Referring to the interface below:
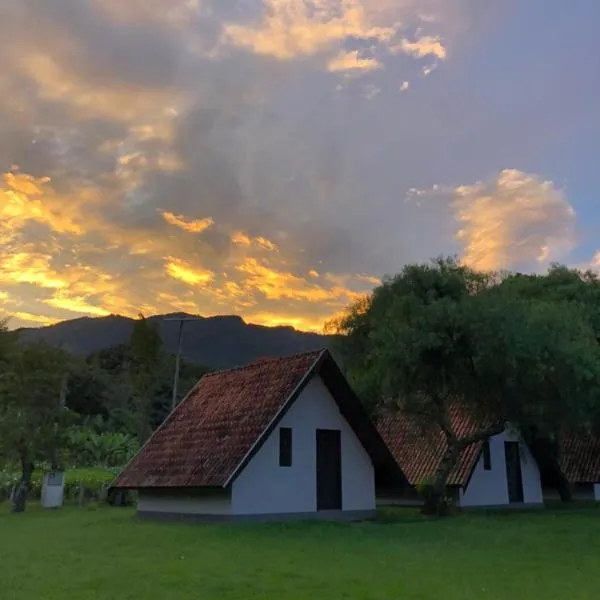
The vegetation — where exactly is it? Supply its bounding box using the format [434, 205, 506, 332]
[0, 467, 120, 504]
[330, 258, 600, 514]
[0, 506, 599, 599]
[3, 259, 600, 517]
[0, 314, 209, 512]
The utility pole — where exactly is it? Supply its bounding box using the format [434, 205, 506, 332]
[164, 316, 202, 412]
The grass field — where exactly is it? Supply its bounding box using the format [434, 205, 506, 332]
[1, 505, 599, 600]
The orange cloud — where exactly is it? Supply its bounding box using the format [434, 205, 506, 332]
[44, 294, 111, 317]
[255, 236, 279, 252]
[453, 170, 576, 271]
[0, 253, 67, 289]
[235, 257, 361, 303]
[6, 312, 60, 326]
[221, 1, 395, 61]
[165, 258, 215, 286]
[244, 311, 326, 333]
[327, 50, 383, 74]
[162, 211, 215, 234]
[232, 232, 279, 251]
[232, 232, 252, 246]
[1, 172, 86, 236]
[0, 171, 379, 333]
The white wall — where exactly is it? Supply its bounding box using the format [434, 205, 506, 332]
[459, 428, 543, 508]
[594, 484, 600, 502]
[232, 375, 375, 515]
[138, 489, 231, 515]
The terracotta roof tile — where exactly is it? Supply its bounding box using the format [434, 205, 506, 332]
[113, 349, 324, 489]
[376, 406, 490, 487]
[559, 435, 600, 484]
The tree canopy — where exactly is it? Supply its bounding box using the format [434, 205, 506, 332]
[330, 257, 600, 513]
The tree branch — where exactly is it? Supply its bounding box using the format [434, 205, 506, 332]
[458, 423, 505, 448]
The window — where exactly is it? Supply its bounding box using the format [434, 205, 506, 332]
[482, 440, 492, 471]
[279, 427, 292, 467]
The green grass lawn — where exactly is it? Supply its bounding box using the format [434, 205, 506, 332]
[1, 505, 599, 600]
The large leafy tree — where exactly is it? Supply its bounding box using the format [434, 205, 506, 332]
[495, 265, 600, 498]
[331, 258, 600, 514]
[0, 340, 75, 512]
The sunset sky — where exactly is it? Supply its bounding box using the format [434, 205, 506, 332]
[1, 1, 599, 332]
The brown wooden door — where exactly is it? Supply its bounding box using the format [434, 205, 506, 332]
[316, 429, 342, 511]
[504, 441, 524, 503]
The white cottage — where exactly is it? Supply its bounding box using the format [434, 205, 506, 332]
[376, 407, 544, 509]
[112, 349, 404, 521]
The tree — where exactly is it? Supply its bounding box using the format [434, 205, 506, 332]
[494, 265, 600, 500]
[331, 258, 600, 514]
[0, 341, 74, 512]
[128, 314, 164, 443]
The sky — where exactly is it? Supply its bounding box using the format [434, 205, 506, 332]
[1, 0, 599, 333]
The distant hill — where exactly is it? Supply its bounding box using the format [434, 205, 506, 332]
[16, 313, 334, 369]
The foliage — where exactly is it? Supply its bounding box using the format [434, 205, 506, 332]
[0, 340, 79, 511]
[128, 314, 166, 443]
[0, 313, 210, 511]
[64, 427, 140, 467]
[331, 257, 600, 514]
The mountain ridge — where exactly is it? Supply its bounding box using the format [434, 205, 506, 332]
[16, 313, 333, 369]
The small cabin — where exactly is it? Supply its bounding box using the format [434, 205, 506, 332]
[376, 408, 544, 509]
[111, 349, 404, 521]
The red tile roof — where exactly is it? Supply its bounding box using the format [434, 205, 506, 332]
[376, 406, 492, 487]
[113, 349, 325, 489]
[559, 435, 600, 484]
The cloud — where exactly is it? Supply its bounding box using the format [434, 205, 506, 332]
[0, 0, 592, 333]
[221, 0, 396, 60]
[448, 170, 576, 272]
[232, 232, 279, 251]
[162, 211, 215, 234]
[219, 0, 461, 79]
[393, 35, 447, 60]
[10, 312, 60, 326]
[44, 294, 111, 317]
[1, 172, 86, 237]
[0, 253, 67, 289]
[235, 257, 360, 303]
[165, 259, 215, 286]
[327, 50, 383, 74]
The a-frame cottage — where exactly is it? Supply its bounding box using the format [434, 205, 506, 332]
[112, 349, 404, 521]
[376, 407, 544, 509]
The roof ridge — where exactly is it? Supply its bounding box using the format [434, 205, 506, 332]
[202, 347, 327, 378]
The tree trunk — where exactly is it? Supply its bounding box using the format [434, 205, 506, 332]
[525, 431, 573, 503]
[422, 443, 461, 516]
[12, 455, 34, 513]
[555, 473, 573, 503]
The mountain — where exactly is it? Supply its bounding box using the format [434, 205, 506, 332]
[16, 313, 333, 369]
